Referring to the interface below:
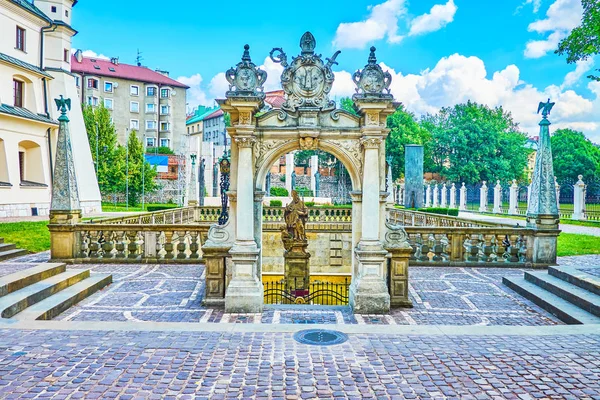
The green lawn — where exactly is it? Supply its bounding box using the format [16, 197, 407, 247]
[101, 202, 176, 212]
[0, 221, 49, 253]
[557, 233, 600, 257]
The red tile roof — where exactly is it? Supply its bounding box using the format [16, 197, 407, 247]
[265, 90, 285, 109]
[205, 108, 224, 120]
[71, 56, 189, 88]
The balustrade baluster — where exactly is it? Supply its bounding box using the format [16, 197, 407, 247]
[115, 231, 126, 258]
[101, 231, 115, 259]
[517, 235, 527, 262]
[126, 231, 140, 259]
[176, 231, 188, 259]
[163, 231, 175, 259]
[481, 234, 495, 262]
[88, 230, 101, 258]
[77, 231, 89, 259]
[189, 231, 200, 259]
[417, 234, 429, 262]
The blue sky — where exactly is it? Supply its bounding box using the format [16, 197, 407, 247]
[72, 0, 599, 141]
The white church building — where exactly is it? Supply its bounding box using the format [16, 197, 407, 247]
[0, 0, 100, 218]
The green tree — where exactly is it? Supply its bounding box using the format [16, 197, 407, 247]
[82, 103, 125, 196]
[422, 101, 530, 184]
[556, 0, 600, 81]
[123, 131, 158, 206]
[551, 128, 600, 182]
[385, 104, 433, 180]
[340, 97, 359, 116]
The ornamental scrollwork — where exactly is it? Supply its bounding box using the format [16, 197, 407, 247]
[270, 32, 340, 112]
[360, 137, 382, 149]
[234, 136, 256, 148]
[352, 47, 392, 100]
[225, 45, 267, 99]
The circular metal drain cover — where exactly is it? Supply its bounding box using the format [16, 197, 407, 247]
[293, 329, 348, 346]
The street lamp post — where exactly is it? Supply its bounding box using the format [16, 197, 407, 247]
[142, 133, 146, 211]
[95, 122, 99, 176]
[125, 128, 129, 210]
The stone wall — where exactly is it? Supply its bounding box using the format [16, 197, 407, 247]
[261, 229, 353, 275]
[267, 173, 352, 203]
[100, 178, 184, 205]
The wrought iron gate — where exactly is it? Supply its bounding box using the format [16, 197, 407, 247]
[264, 278, 350, 305]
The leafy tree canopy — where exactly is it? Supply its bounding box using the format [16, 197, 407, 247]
[551, 128, 600, 182]
[556, 0, 600, 81]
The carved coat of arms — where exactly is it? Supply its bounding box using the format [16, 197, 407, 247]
[270, 32, 340, 112]
[352, 46, 392, 100]
[225, 44, 267, 99]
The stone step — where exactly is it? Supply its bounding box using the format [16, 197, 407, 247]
[13, 274, 112, 321]
[0, 248, 28, 262]
[0, 263, 66, 297]
[0, 269, 90, 318]
[0, 243, 16, 252]
[548, 266, 600, 296]
[503, 276, 600, 324]
[525, 271, 600, 317]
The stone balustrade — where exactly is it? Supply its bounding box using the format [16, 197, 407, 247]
[387, 208, 505, 228]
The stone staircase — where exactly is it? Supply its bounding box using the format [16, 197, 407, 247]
[0, 237, 28, 261]
[503, 266, 600, 324]
[0, 263, 111, 321]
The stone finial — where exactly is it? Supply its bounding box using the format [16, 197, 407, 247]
[352, 46, 392, 100]
[225, 45, 267, 99]
[512, 179, 517, 185]
[578, 174, 583, 180]
[462, 182, 465, 187]
[451, 183, 455, 188]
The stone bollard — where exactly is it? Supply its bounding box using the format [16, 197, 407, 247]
[479, 181, 488, 213]
[384, 223, 413, 308]
[572, 175, 586, 220]
[459, 183, 467, 211]
[493, 180, 502, 214]
[508, 179, 518, 215]
[425, 183, 432, 208]
[441, 183, 447, 208]
[449, 183, 457, 209]
[433, 184, 439, 207]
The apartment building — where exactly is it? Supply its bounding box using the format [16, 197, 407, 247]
[71, 52, 189, 152]
[0, 0, 101, 218]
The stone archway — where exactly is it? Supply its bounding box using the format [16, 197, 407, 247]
[217, 32, 398, 314]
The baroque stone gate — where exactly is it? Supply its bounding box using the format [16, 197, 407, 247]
[206, 32, 398, 314]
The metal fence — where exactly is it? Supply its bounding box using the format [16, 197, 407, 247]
[263, 278, 350, 305]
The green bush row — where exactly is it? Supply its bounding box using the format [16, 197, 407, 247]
[420, 207, 459, 216]
[270, 187, 289, 197]
[269, 200, 283, 207]
[147, 204, 179, 212]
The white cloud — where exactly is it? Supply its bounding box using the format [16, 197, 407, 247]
[524, 0, 583, 58]
[522, 0, 543, 13]
[408, 0, 457, 36]
[176, 74, 210, 108]
[561, 58, 595, 89]
[333, 0, 407, 49]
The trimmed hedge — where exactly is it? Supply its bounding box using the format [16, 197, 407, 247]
[270, 187, 289, 197]
[296, 187, 314, 197]
[420, 207, 459, 216]
[305, 201, 315, 207]
[147, 204, 179, 212]
[270, 200, 283, 207]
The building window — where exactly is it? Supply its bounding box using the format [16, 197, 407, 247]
[160, 138, 170, 148]
[75, 76, 80, 87]
[147, 87, 156, 96]
[104, 81, 113, 93]
[160, 122, 169, 131]
[51, 6, 57, 12]
[87, 78, 98, 89]
[130, 101, 139, 113]
[146, 137, 156, 147]
[64, 49, 69, 63]
[93, 65, 100, 70]
[16, 26, 25, 52]
[65, 9, 69, 17]
[130, 120, 139, 130]
[104, 98, 113, 110]
[130, 85, 139, 96]
[146, 120, 157, 130]
[160, 88, 170, 98]
[160, 105, 169, 115]
[87, 96, 99, 106]
[13, 79, 24, 108]
[146, 103, 155, 113]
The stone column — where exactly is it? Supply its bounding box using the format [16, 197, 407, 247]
[425, 184, 432, 207]
[285, 152, 293, 195]
[404, 145, 424, 209]
[188, 154, 198, 207]
[399, 184, 405, 205]
[310, 155, 318, 196]
[459, 183, 467, 211]
[386, 155, 393, 204]
[449, 183, 457, 209]
[432, 184, 439, 207]
[479, 181, 488, 212]
[493, 180, 502, 214]
[526, 99, 560, 266]
[508, 179, 518, 215]
[441, 183, 447, 208]
[351, 136, 390, 313]
[573, 175, 586, 220]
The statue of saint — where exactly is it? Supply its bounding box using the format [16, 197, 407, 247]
[283, 190, 308, 243]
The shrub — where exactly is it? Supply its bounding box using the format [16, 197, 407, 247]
[305, 201, 315, 207]
[295, 187, 314, 197]
[420, 207, 459, 216]
[270, 187, 289, 197]
[270, 199, 283, 207]
[147, 204, 179, 212]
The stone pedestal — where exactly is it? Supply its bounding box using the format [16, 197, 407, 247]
[425, 184, 432, 208]
[449, 183, 457, 209]
[404, 145, 424, 209]
[202, 245, 230, 306]
[573, 175, 586, 220]
[351, 241, 390, 313]
[384, 223, 413, 308]
[459, 183, 467, 211]
[225, 241, 263, 313]
[441, 183, 447, 208]
[479, 182, 488, 212]
[284, 242, 311, 292]
[432, 184, 439, 207]
[493, 180, 502, 214]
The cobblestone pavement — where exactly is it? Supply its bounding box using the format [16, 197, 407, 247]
[46, 262, 561, 325]
[0, 328, 598, 399]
